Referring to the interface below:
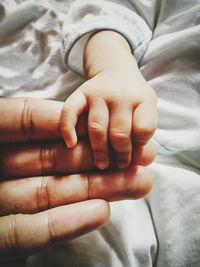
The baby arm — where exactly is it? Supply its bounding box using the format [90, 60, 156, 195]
[60, 30, 157, 170]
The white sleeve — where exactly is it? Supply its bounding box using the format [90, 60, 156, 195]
[62, 0, 153, 77]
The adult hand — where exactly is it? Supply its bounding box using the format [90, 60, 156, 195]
[0, 98, 156, 261]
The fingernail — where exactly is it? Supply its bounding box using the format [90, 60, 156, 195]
[96, 161, 109, 170]
[64, 136, 77, 149]
[65, 140, 73, 149]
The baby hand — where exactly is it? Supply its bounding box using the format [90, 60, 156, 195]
[60, 68, 157, 170]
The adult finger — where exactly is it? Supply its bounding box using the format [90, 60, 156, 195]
[132, 102, 157, 145]
[0, 165, 153, 215]
[60, 90, 87, 148]
[109, 105, 132, 169]
[0, 98, 87, 144]
[0, 140, 93, 178]
[0, 98, 62, 144]
[0, 140, 156, 178]
[88, 96, 109, 170]
[0, 200, 109, 261]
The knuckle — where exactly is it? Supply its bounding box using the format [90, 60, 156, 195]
[35, 176, 50, 212]
[39, 143, 56, 175]
[21, 97, 35, 140]
[110, 131, 130, 145]
[134, 126, 156, 145]
[89, 121, 107, 137]
[47, 210, 58, 244]
[135, 125, 156, 137]
[6, 214, 22, 255]
[86, 172, 93, 200]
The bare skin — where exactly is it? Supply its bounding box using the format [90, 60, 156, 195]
[60, 30, 157, 170]
[0, 97, 155, 261]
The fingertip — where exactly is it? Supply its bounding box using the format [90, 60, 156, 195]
[65, 140, 76, 149]
[37, 200, 110, 249]
[95, 160, 109, 170]
[133, 126, 156, 146]
[88, 165, 153, 202]
[66, 200, 110, 228]
[62, 128, 77, 149]
[129, 166, 153, 199]
[66, 138, 77, 149]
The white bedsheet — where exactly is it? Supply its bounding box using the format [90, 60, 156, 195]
[0, 1, 200, 266]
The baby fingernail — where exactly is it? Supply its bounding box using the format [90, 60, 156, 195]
[96, 161, 108, 170]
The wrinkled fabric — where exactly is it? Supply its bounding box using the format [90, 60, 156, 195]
[0, 0, 83, 100]
[0, 1, 200, 266]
